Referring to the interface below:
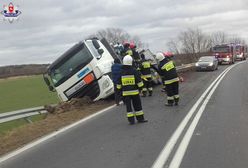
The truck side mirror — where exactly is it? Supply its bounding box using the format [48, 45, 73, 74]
[43, 74, 55, 92]
[43, 74, 50, 86]
[49, 85, 55, 92]
[98, 48, 104, 55]
[92, 39, 100, 49]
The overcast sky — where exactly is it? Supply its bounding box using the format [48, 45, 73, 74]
[0, 0, 248, 66]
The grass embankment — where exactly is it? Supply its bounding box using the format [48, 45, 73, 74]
[0, 75, 59, 135]
[0, 99, 114, 156]
[0, 75, 59, 113]
[0, 115, 46, 135]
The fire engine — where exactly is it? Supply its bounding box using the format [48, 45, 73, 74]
[212, 44, 236, 65]
[235, 44, 247, 61]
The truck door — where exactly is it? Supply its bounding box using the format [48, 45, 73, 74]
[100, 38, 121, 60]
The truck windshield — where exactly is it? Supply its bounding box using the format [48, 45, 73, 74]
[236, 46, 242, 52]
[49, 44, 93, 87]
[212, 46, 229, 53]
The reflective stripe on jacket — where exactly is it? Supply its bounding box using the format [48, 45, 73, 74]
[164, 77, 179, 85]
[140, 59, 152, 78]
[158, 58, 178, 82]
[117, 65, 144, 96]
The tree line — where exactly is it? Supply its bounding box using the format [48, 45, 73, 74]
[90, 27, 246, 56]
[89, 27, 144, 48]
[167, 28, 246, 55]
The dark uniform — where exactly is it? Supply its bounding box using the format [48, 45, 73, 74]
[117, 65, 147, 124]
[121, 45, 133, 58]
[131, 47, 140, 61]
[140, 58, 153, 96]
[132, 48, 141, 70]
[158, 57, 179, 106]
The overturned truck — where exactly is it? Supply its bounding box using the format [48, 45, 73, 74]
[43, 38, 119, 101]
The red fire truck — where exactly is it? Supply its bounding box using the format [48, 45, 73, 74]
[212, 44, 236, 65]
[235, 44, 247, 60]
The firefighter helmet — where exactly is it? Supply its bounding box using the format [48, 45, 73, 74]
[130, 42, 136, 49]
[156, 52, 165, 62]
[123, 41, 130, 48]
[123, 55, 133, 66]
[163, 51, 174, 57]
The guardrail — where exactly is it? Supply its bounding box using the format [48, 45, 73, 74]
[0, 63, 195, 124]
[0, 106, 48, 124]
[177, 63, 195, 72]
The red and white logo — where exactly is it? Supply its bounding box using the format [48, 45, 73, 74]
[1, 2, 22, 23]
[8, 3, 14, 13]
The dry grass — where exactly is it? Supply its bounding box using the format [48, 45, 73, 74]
[0, 99, 114, 156]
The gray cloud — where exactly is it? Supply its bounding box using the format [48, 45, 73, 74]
[0, 0, 248, 66]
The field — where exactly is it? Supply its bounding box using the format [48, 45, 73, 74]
[0, 75, 59, 113]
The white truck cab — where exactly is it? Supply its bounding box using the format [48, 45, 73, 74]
[44, 38, 118, 101]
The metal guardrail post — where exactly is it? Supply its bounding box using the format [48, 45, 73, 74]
[24, 117, 33, 124]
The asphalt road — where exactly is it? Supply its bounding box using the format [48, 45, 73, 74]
[179, 61, 248, 168]
[1, 62, 247, 168]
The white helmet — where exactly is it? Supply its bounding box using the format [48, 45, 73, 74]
[123, 55, 133, 66]
[156, 52, 164, 62]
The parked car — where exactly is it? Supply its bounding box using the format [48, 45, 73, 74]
[195, 56, 218, 71]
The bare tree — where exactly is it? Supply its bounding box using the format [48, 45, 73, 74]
[166, 28, 247, 57]
[177, 28, 210, 54]
[90, 28, 142, 46]
[167, 39, 180, 54]
[210, 31, 228, 46]
[228, 34, 246, 44]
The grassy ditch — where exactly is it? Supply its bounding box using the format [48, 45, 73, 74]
[0, 75, 59, 113]
[0, 114, 46, 135]
[0, 99, 114, 156]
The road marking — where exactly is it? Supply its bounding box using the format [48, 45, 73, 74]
[0, 104, 117, 164]
[168, 62, 244, 168]
[151, 63, 241, 168]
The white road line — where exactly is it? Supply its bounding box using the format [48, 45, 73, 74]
[0, 104, 117, 164]
[168, 61, 244, 168]
[151, 66, 232, 168]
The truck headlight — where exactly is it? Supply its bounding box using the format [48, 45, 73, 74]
[102, 79, 110, 90]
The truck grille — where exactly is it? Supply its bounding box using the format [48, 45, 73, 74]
[66, 80, 100, 100]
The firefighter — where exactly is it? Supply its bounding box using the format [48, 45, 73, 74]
[121, 42, 133, 58]
[111, 58, 123, 106]
[156, 52, 180, 106]
[161, 52, 174, 93]
[130, 42, 141, 70]
[130, 43, 140, 61]
[140, 53, 156, 97]
[117, 55, 148, 124]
